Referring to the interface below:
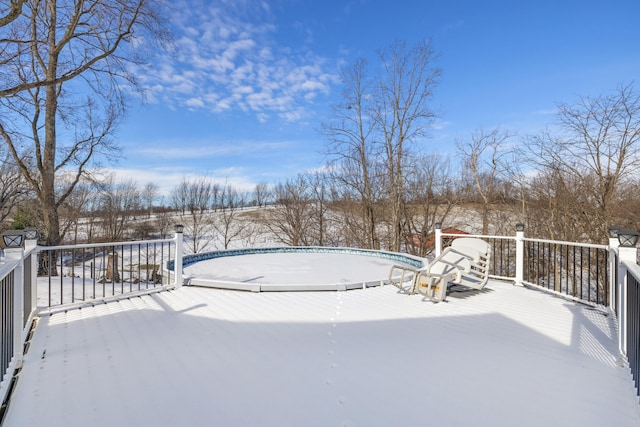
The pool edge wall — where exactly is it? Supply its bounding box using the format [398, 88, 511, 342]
[180, 246, 422, 292]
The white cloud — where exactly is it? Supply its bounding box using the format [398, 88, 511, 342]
[533, 108, 558, 116]
[233, 85, 254, 95]
[185, 97, 205, 108]
[130, 139, 293, 160]
[432, 120, 452, 130]
[279, 109, 305, 122]
[139, 0, 338, 123]
[442, 20, 464, 34]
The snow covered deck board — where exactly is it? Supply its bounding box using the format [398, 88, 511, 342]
[3, 281, 640, 427]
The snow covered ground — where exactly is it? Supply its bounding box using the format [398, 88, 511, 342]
[4, 276, 640, 426]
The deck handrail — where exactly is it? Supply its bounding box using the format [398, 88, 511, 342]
[439, 232, 609, 251]
[34, 233, 184, 310]
[522, 237, 608, 250]
[438, 229, 611, 306]
[40, 236, 176, 251]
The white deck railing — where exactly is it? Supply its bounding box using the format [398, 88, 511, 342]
[436, 226, 612, 307]
[35, 236, 181, 310]
[0, 240, 37, 406]
[617, 246, 640, 397]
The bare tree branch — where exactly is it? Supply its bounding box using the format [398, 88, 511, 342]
[0, 0, 23, 28]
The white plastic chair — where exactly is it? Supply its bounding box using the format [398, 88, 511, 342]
[388, 238, 491, 302]
[448, 238, 491, 289]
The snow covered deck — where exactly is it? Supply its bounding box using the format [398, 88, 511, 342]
[3, 280, 640, 427]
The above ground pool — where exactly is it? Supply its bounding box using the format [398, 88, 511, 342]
[180, 247, 424, 292]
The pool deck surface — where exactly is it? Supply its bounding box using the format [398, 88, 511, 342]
[3, 280, 640, 426]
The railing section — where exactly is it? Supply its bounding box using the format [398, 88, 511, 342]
[483, 236, 516, 280]
[627, 270, 640, 397]
[439, 234, 516, 280]
[37, 238, 176, 309]
[522, 239, 609, 306]
[0, 268, 14, 385]
[439, 231, 610, 307]
[612, 250, 620, 316]
[0, 245, 32, 408]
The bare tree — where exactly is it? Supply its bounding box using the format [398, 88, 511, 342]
[614, 177, 640, 230]
[525, 166, 592, 241]
[264, 173, 332, 247]
[172, 176, 214, 253]
[501, 151, 530, 223]
[172, 178, 189, 216]
[0, 154, 29, 226]
[253, 181, 271, 208]
[58, 176, 94, 243]
[456, 127, 512, 235]
[522, 83, 640, 241]
[265, 175, 316, 246]
[155, 210, 174, 239]
[0, 0, 166, 246]
[97, 177, 140, 242]
[374, 40, 440, 251]
[213, 184, 247, 249]
[142, 182, 159, 218]
[307, 171, 332, 246]
[404, 154, 460, 256]
[211, 182, 222, 211]
[322, 58, 381, 249]
[322, 41, 440, 251]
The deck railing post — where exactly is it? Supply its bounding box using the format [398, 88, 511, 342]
[5, 247, 24, 368]
[515, 223, 525, 287]
[609, 235, 619, 312]
[434, 222, 442, 256]
[25, 237, 38, 325]
[30, 245, 37, 315]
[173, 225, 184, 288]
[617, 244, 637, 356]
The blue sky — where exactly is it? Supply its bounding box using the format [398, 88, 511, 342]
[113, 0, 640, 196]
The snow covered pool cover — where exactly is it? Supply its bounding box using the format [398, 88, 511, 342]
[182, 247, 424, 291]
